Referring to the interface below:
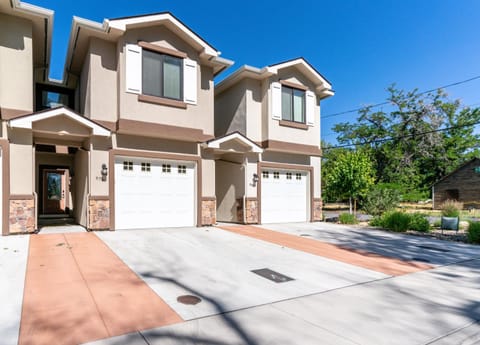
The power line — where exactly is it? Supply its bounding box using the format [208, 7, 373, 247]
[322, 75, 480, 119]
[322, 99, 480, 139]
[322, 119, 480, 150]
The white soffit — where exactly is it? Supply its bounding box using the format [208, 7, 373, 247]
[9, 107, 110, 137]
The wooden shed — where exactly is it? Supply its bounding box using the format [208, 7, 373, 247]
[432, 158, 480, 209]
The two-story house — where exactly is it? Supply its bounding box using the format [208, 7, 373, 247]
[0, 0, 233, 235]
[0, 0, 333, 235]
[212, 60, 334, 224]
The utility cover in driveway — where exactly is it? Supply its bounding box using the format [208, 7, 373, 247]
[251, 268, 294, 283]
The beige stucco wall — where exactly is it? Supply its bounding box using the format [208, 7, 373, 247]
[118, 26, 214, 135]
[214, 80, 246, 137]
[202, 157, 215, 197]
[89, 137, 110, 196]
[310, 156, 321, 198]
[74, 149, 88, 226]
[79, 43, 91, 116]
[215, 160, 245, 222]
[0, 14, 33, 112]
[245, 155, 258, 198]
[33, 116, 92, 136]
[9, 129, 33, 194]
[245, 79, 263, 143]
[86, 38, 117, 122]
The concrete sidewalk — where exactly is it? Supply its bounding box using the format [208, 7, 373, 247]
[0, 235, 29, 345]
[85, 256, 480, 345]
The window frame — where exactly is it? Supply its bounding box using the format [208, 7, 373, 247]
[281, 85, 306, 124]
[142, 49, 184, 102]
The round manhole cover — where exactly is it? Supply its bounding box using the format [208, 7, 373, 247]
[177, 295, 202, 305]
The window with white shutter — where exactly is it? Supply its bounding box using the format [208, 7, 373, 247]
[126, 43, 198, 106]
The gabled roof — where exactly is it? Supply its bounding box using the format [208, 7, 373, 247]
[204, 132, 263, 153]
[9, 107, 111, 137]
[433, 158, 480, 187]
[0, 0, 53, 82]
[64, 12, 233, 83]
[216, 57, 333, 98]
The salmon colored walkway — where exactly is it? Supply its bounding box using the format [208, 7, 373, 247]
[19, 233, 182, 345]
[218, 225, 433, 276]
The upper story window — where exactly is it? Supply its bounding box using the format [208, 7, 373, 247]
[271, 81, 316, 127]
[125, 42, 198, 106]
[35, 84, 75, 111]
[142, 50, 183, 101]
[282, 86, 305, 123]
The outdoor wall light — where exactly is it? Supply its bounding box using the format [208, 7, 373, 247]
[101, 164, 108, 181]
[253, 173, 259, 184]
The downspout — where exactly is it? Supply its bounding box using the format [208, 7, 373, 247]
[243, 156, 248, 224]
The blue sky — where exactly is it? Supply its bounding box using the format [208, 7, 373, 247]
[29, 0, 480, 142]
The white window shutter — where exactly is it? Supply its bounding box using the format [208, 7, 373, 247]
[305, 90, 316, 126]
[271, 82, 282, 120]
[183, 58, 197, 105]
[125, 44, 142, 94]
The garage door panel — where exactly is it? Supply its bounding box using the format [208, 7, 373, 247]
[261, 170, 308, 224]
[115, 158, 195, 230]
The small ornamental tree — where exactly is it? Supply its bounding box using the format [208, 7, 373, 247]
[325, 150, 375, 214]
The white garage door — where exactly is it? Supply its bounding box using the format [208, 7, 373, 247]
[115, 157, 195, 230]
[261, 169, 309, 224]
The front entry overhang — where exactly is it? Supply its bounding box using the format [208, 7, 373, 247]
[8, 107, 111, 140]
[202, 132, 263, 154]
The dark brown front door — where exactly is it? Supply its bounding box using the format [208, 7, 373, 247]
[43, 169, 69, 214]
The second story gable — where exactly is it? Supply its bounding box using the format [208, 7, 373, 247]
[67, 12, 232, 141]
[215, 58, 333, 153]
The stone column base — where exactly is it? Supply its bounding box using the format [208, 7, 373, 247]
[9, 197, 35, 234]
[88, 199, 110, 230]
[313, 198, 323, 221]
[201, 198, 216, 225]
[245, 198, 258, 224]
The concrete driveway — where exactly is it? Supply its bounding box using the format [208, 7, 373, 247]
[1, 222, 480, 345]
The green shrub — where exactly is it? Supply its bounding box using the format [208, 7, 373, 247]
[409, 213, 430, 232]
[380, 211, 411, 232]
[369, 216, 384, 227]
[361, 186, 402, 216]
[441, 200, 463, 217]
[467, 222, 480, 244]
[339, 213, 357, 224]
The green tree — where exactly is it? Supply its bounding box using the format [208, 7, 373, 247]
[324, 150, 375, 214]
[332, 86, 480, 198]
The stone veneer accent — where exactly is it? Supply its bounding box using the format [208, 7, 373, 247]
[9, 199, 35, 234]
[89, 199, 110, 230]
[313, 198, 323, 221]
[245, 198, 258, 224]
[201, 198, 216, 225]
